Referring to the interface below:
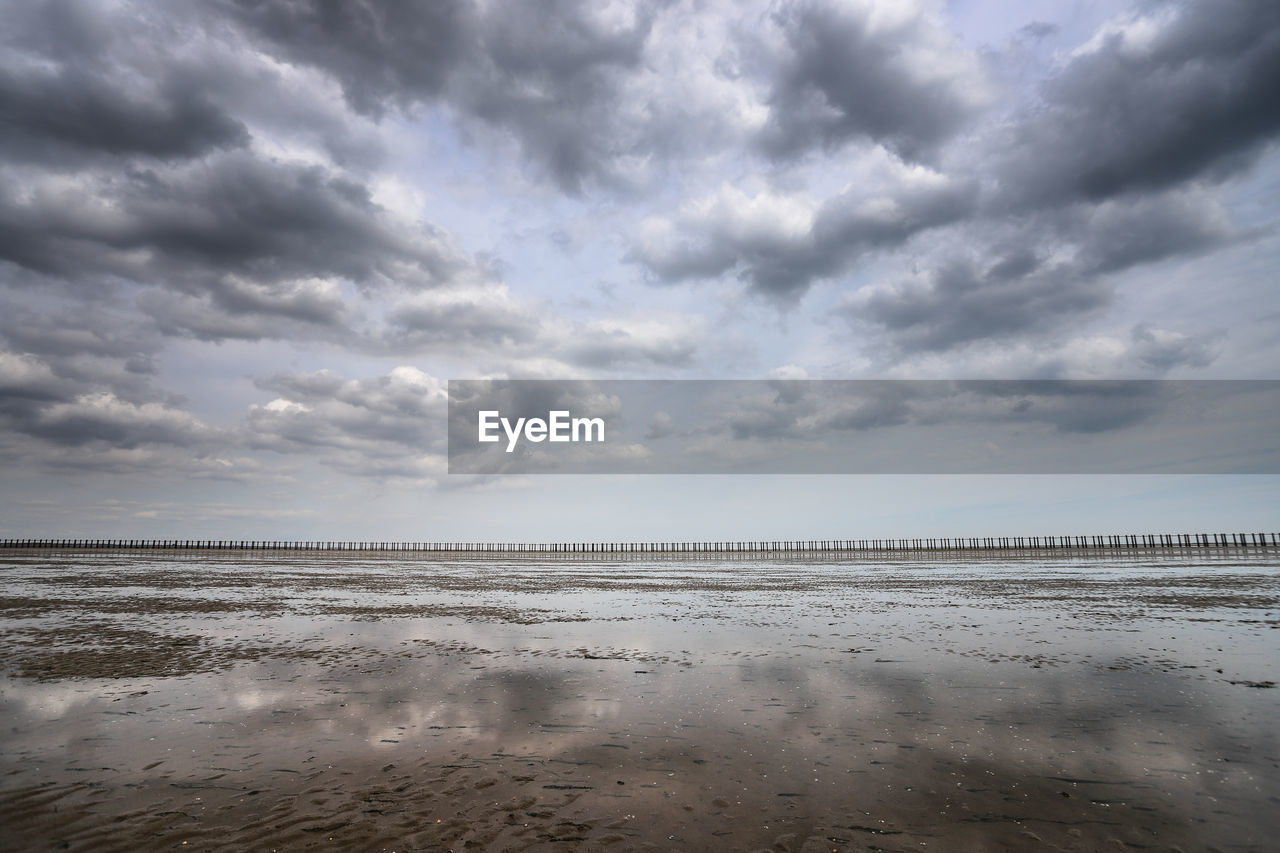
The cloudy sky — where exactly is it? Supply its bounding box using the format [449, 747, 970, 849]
[2, 0, 1278, 542]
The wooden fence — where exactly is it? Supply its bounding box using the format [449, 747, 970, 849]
[0, 533, 1275, 554]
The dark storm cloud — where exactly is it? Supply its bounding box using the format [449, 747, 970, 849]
[0, 299, 161, 366]
[994, 0, 1280, 208]
[850, 191, 1234, 352]
[0, 63, 250, 164]
[0, 153, 466, 288]
[0, 0, 390, 171]
[448, 0, 661, 193]
[1078, 192, 1236, 274]
[139, 284, 354, 345]
[225, 0, 664, 193]
[0, 0, 250, 164]
[217, 0, 473, 116]
[855, 253, 1112, 353]
[757, 0, 987, 162]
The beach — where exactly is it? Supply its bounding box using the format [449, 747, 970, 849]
[1, 549, 1278, 851]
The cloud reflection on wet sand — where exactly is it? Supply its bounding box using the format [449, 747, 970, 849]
[1, 550, 1277, 851]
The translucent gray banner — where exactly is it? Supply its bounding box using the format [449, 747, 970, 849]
[447, 380, 1280, 474]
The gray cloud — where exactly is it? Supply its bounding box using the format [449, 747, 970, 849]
[1079, 191, 1236, 274]
[0, 154, 468, 288]
[561, 317, 703, 369]
[994, 0, 1280, 209]
[383, 292, 543, 352]
[634, 172, 975, 300]
[0, 349, 242, 482]
[876, 323, 1225, 381]
[0, 286, 179, 432]
[218, 0, 472, 117]
[252, 369, 346, 403]
[0, 151, 485, 350]
[854, 253, 1106, 353]
[1, 0, 390, 172]
[848, 190, 1235, 353]
[247, 366, 448, 481]
[698, 382, 917, 445]
[0, 62, 249, 165]
[728, 381, 1161, 440]
[756, 0, 989, 162]
[0, 298, 161, 369]
[254, 367, 444, 422]
[1017, 22, 1059, 41]
[139, 283, 356, 344]
[644, 410, 674, 440]
[448, 0, 661, 193]
[1127, 324, 1217, 373]
[32, 392, 216, 450]
[0, 286, 227, 483]
[374, 285, 705, 371]
[0, 353, 72, 409]
[225, 0, 666, 193]
[565, 339, 695, 370]
[0, 1, 250, 164]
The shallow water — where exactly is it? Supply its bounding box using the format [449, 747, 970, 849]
[1, 549, 1278, 851]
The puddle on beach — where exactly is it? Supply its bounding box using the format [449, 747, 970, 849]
[1, 550, 1278, 851]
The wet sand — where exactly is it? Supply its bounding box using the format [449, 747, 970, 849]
[1, 550, 1278, 851]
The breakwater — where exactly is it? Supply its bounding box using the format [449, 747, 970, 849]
[0, 533, 1275, 554]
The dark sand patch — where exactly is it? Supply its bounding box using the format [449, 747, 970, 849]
[0, 625, 345, 681]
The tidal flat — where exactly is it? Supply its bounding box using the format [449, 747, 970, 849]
[1, 549, 1278, 851]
